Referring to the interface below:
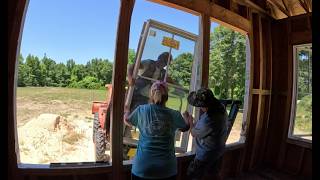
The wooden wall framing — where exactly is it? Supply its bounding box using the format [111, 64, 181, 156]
[7, 0, 312, 179]
[263, 13, 312, 178]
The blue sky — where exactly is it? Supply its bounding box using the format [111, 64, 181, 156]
[20, 0, 219, 64]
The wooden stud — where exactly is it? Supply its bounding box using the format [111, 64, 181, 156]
[249, 14, 264, 169]
[282, 0, 292, 16]
[201, 13, 211, 88]
[111, 0, 135, 179]
[276, 18, 292, 170]
[305, 0, 312, 12]
[298, 0, 309, 13]
[240, 8, 254, 171]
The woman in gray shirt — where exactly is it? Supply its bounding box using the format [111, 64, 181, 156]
[184, 88, 228, 180]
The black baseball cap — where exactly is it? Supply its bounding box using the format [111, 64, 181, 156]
[187, 88, 216, 107]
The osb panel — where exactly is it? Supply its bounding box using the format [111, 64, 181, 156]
[291, 16, 310, 32]
[261, 18, 272, 90]
[264, 95, 287, 165]
[283, 143, 304, 174]
[259, 95, 270, 162]
[243, 94, 259, 169]
[271, 21, 288, 92]
[221, 149, 242, 177]
[300, 148, 312, 177]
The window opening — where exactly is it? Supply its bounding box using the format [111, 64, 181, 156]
[16, 0, 119, 165]
[208, 23, 250, 145]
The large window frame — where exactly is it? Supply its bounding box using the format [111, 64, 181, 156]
[124, 19, 199, 154]
[288, 43, 312, 144]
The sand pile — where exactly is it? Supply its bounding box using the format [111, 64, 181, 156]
[18, 113, 95, 164]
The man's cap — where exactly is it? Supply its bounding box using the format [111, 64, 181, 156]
[187, 88, 216, 107]
[157, 52, 172, 64]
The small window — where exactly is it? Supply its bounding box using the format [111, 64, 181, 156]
[289, 44, 312, 142]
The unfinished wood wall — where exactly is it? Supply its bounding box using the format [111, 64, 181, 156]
[264, 13, 312, 178]
[7, 0, 311, 179]
[242, 12, 273, 171]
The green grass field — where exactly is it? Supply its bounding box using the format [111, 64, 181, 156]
[16, 87, 107, 126]
[293, 95, 312, 139]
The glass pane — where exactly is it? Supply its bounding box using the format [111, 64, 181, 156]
[292, 44, 312, 140]
[124, 24, 197, 159]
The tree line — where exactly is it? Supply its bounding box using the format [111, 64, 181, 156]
[18, 26, 247, 101]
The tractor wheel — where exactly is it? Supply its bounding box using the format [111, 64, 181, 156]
[95, 128, 107, 161]
[93, 112, 99, 142]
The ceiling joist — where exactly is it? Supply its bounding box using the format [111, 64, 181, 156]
[298, 0, 309, 13]
[305, 0, 312, 12]
[281, 0, 292, 16]
[266, 0, 291, 17]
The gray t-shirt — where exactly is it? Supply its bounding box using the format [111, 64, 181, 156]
[192, 111, 228, 161]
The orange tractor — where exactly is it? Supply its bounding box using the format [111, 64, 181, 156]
[91, 84, 112, 161]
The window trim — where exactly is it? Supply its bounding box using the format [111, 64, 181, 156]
[288, 43, 312, 144]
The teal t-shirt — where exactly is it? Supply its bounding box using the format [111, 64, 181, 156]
[128, 104, 188, 179]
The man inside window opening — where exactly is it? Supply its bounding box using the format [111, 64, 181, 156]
[126, 52, 178, 139]
[127, 51, 174, 113]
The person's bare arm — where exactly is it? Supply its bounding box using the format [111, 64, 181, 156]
[178, 111, 193, 132]
[123, 111, 133, 127]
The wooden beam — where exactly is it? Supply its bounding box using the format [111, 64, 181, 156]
[298, 0, 309, 13]
[233, 0, 269, 15]
[148, 0, 250, 33]
[281, 0, 292, 16]
[111, 0, 135, 179]
[200, 13, 211, 88]
[266, 0, 290, 17]
[305, 0, 312, 12]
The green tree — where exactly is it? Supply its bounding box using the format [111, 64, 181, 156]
[86, 58, 113, 85]
[17, 53, 28, 87]
[128, 49, 136, 65]
[169, 52, 193, 86]
[297, 50, 312, 99]
[209, 26, 246, 101]
[40, 54, 57, 86]
[76, 76, 101, 89]
[55, 63, 69, 87]
[25, 54, 42, 86]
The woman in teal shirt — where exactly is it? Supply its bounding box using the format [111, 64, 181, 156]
[124, 81, 191, 180]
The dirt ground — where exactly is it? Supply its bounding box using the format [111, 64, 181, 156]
[16, 87, 243, 164]
[16, 87, 103, 164]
